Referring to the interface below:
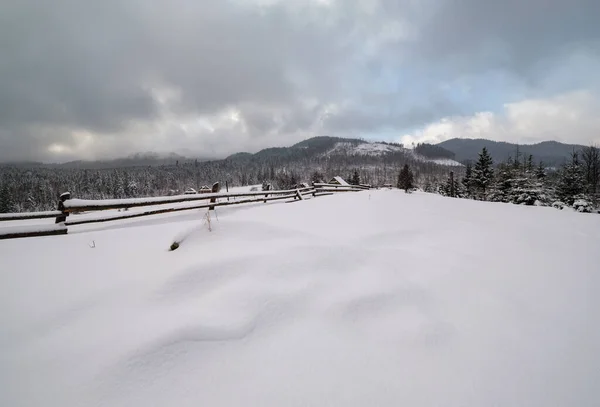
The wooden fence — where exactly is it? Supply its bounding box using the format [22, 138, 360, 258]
[0, 182, 368, 240]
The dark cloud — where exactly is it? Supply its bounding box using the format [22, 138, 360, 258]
[323, 95, 459, 134]
[0, 0, 599, 162]
[411, 0, 600, 76]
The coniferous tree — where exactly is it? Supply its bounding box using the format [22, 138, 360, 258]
[535, 162, 546, 180]
[311, 171, 325, 184]
[397, 164, 414, 192]
[350, 170, 361, 185]
[440, 173, 460, 198]
[0, 184, 15, 213]
[489, 162, 513, 203]
[557, 151, 585, 205]
[526, 154, 534, 174]
[461, 163, 474, 198]
[472, 147, 494, 200]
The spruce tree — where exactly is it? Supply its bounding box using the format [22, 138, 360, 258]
[397, 164, 414, 192]
[0, 184, 15, 213]
[350, 170, 360, 186]
[461, 163, 474, 198]
[441, 174, 460, 198]
[311, 171, 325, 184]
[472, 147, 494, 200]
[557, 151, 585, 205]
[489, 162, 513, 203]
[535, 162, 546, 180]
[526, 154, 534, 174]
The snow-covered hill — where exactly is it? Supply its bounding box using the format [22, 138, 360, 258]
[323, 141, 464, 166]
[1, 191, 599, 406]
[324, 141, 404, 156]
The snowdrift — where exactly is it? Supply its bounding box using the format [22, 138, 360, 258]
[1, 190, 599, 406]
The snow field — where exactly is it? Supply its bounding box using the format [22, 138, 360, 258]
[1, 190, 599, 406]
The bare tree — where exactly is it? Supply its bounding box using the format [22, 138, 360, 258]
[581, 145, 600, 201]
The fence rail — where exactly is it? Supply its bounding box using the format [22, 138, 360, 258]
[0, 211, 63, 222]
[313, 183, 370, 190]
[0, 181, 369, 240]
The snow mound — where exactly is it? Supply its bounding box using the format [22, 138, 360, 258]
[324, 141, 403, 156]
[1, 191, 599, 406]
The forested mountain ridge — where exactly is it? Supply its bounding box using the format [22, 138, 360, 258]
[0, 137, 458, 212]
[437, 138, 585, 166]
[2, 136, 598, 214]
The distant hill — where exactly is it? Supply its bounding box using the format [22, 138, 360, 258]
[223, 136, 462, 167]
[3, 136, 464, 170]
[437, 138, 585, 166]
[413, 143, 456, 160]
[55, 152, 196, 169]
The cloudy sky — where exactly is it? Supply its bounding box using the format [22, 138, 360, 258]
[1, 0, 599, 162]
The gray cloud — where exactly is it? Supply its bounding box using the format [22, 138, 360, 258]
[410, 0, 600, 76]
[1, 0, 599, 162]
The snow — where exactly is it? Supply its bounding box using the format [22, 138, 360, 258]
[63, 187, 310, 210]
[0, 210, 62, 220]
[324, 141, 464, 166]
[430, 157, 464, 166]
[324, 141, 403, 156]
[0, 222, 66, 237]
[410, 150, 464, 167]
[1, 191, 600, 406]
[331, 176, 349, 186]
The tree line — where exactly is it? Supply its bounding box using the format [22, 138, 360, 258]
[2, 144, 597, 214]
[0, 153, 450, 213]
[430, 145, 600, 212]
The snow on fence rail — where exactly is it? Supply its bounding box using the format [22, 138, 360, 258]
[0, 210, 63, 221]
[0, 181, 368, 240]
[313, 183, 370, 190]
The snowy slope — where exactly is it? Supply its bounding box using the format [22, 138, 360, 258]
[324, 141, 464, 166]
[324, 141, 403, 156]
[409, 149, 464, 167]
[1, 191, 600, 406]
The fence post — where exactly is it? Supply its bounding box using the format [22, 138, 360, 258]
[55, 192, 71, 224]
[209, 182, 220, 210]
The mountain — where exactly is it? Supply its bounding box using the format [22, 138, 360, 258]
[226, 136, 463, 167]
[437, 138, 586, 166]
[56, 152, 194, 169]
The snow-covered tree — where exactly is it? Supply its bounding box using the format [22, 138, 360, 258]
[535, 162, 546, 180]
[350, 170, 361, 186]
[472, 147, 494, 199]
[311, 171, 325, 184]
[557, 152, 585, 205]
[461, 163, 474, 198]
[397, 164, 414, 192]
[581, 145, 600, 202]
[0, 184, 15, 213]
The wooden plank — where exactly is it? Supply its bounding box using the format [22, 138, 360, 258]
[0, 211, 63, 222]
[0, 224, 68, 240]
[313, 183, 369, 190]
[63, 187, 314, 212]
[314, 187, 362, 193]
[0, 228, 68, 240]
[65, 190, 317, 226]
[209, 182, 220, 210]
